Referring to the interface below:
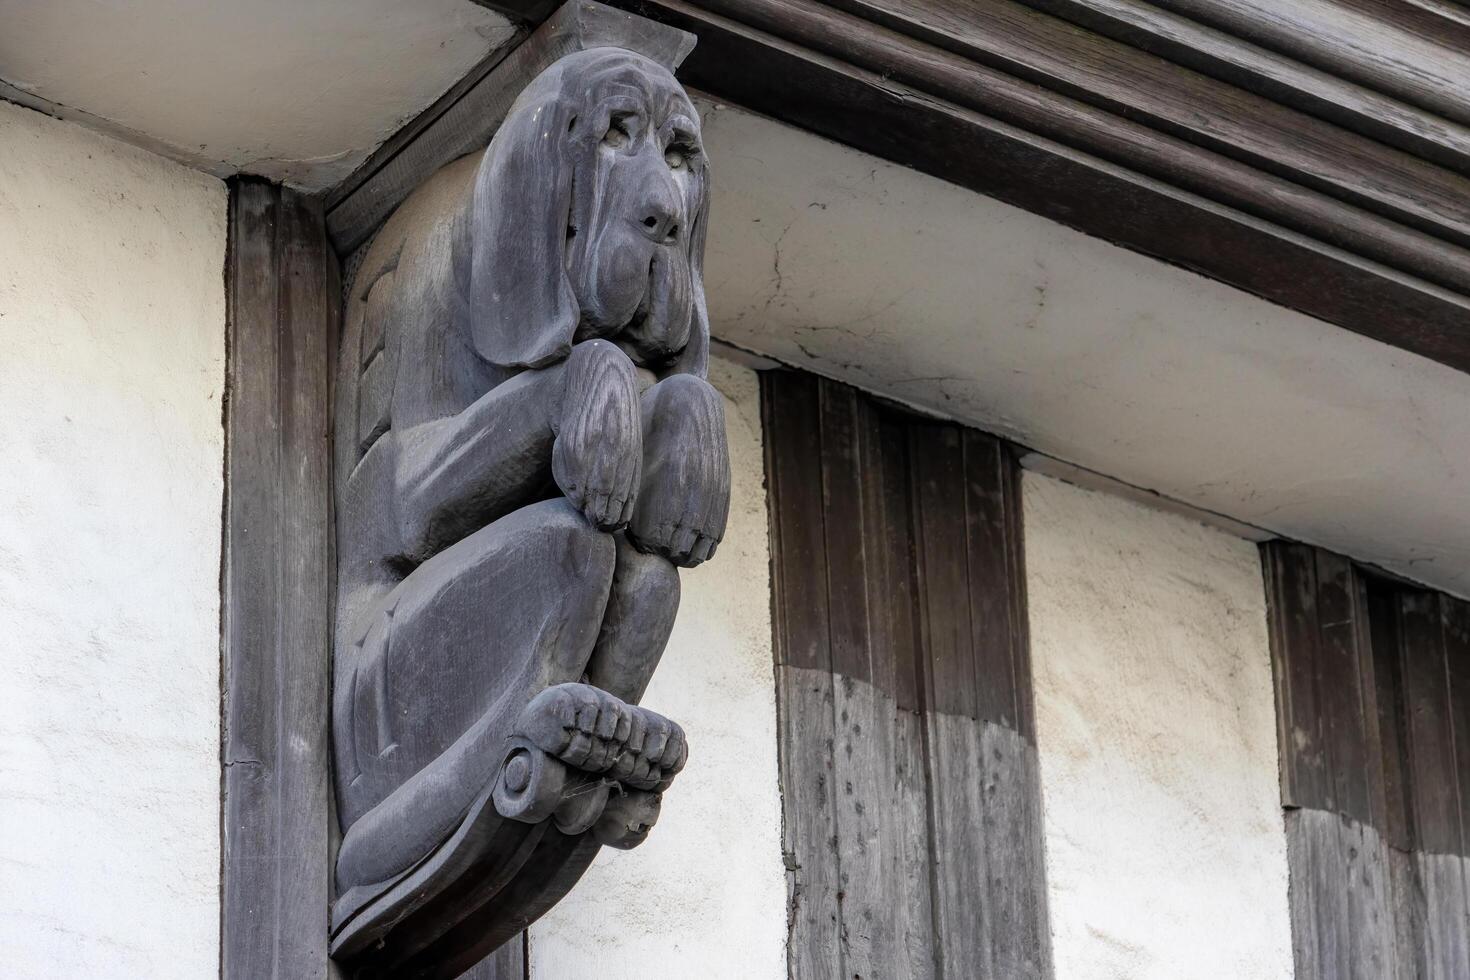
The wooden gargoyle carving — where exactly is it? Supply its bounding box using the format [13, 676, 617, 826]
[328, 46, 728, 976]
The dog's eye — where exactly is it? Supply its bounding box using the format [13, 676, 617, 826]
[665, 142, 697, 171]
[602, 115, 633, 149]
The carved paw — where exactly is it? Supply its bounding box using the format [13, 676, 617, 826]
[626, 375, 730, 567]
[553, 340, 642, 530]
[517, 683, 687, 792]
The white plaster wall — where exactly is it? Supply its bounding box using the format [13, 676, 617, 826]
[697, 98, 1470, 601]
[1023, 472, 1294, 979]
[0, 103, 226, 978]
[529, 358, 788, 979]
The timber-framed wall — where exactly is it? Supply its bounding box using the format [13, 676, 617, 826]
[215, 1, 1470, 976]
[221, 182, 340, 978]
[763, 371, 1052, 978]
[1263, 542, 1470, 978]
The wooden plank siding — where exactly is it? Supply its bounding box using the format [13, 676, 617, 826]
[222, 181, 341, 980]
[763, 371, 1051, 978]
[1262, 541, 1470, 980]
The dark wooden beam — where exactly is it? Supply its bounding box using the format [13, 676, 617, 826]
[1014, 0, 1470, 176]
[326, 0, 694, 254]
[467, 0, 565, 25]
[818, 0, 1470, 254]
[1146, 0, 1470, 128]
[222, 180, 339, 979]
[626, 0, 1470, 372]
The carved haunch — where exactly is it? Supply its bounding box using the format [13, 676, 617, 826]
[328, 43, 726, 976]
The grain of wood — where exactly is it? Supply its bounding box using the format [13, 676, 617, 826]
[1014, 0, 1470, 175]
[223, 181, 338, 980]
[764, 372, 1050, 978]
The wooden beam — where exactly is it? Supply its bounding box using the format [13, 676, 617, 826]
[817, 0, 1470, 253]
[1014, 0, 1470, 176]
[1145, 0, 1470, 128]
[466, 0, 565, 25]
[625, 0, 1470, 372]
[222, 180, 339, 979]
[326, 0, 694, 254]
[364, 0, 1470, 372]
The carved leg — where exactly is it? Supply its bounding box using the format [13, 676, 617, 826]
[335, 499, 616, 891]
[585, 533, 681, 703]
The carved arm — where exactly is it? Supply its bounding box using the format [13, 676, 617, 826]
[393, 340, 642, 562]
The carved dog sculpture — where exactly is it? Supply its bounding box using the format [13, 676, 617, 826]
[329, 48, 728, 974]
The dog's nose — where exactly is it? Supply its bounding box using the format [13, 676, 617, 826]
[637, 186, 680, 244]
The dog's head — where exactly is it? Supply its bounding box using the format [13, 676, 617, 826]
[464, 47, 710, 376]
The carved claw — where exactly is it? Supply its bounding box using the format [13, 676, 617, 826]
[516, 683, 687, 793]
[553, 340, 642, 530]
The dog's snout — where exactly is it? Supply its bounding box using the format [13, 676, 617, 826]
[637, 186, 681, 244]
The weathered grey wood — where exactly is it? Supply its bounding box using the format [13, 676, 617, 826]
[1263, 542, 1330, 810]
[1399, 593, 1470, 977]
[326, 0, 695, 253]
[907, 423, 989, 980]
[1442, 598, 1470, 855]
[328, 42, 728, 974]
[456, 936, 525, 979]
[1284, 809, 1396, 979]
[1013, 0, 1470, 176]
[1313, 551, 1375, 825]
[860, 409, 939, 979]
[907, 420, 1050, 978]
[819, 385, 936, 979]
[764, 372, 1050, 977]
[1144, 0, 1470, 128]
[222, 180, 339, 980]
[1266, 544, 1470, 979]
[1418, 851, 1470, 980]
[977, 721, 1050, 978]
[1400, 594, 1462, 856]
[761, 373, 844, 979]
[823, 0, 1470, 252]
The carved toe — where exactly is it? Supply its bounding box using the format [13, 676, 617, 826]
[515, 683, 686, 792]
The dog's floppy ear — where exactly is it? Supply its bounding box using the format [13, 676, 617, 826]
[660, 156, 712, 380]
[466, 81, 581, 370]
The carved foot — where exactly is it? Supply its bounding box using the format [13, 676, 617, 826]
[517, 682, 687, 792]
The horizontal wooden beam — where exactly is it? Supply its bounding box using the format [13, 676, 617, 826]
[630, 0, 1470, 372]
[385, 0, 1470, 373]
[1016, 0, 1470, 176]
[821, 0, 1470, 253]
[1146, 0, 1470, 128]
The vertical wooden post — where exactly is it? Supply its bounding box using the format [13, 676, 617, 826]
[222, 179, 339, 979]
[763, 370, 1052, 978]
